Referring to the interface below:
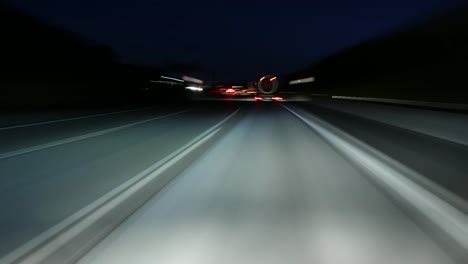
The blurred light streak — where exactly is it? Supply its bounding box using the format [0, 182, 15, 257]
[182, 76, 204, 84]
[160, 76, 184, 82]
[150, 80, 182, 85]
[289, 77, 315, 85]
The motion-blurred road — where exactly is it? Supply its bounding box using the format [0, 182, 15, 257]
[1, 101, 467, 264]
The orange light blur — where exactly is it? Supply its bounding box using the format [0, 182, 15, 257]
[226, 88, 235, 93]
[260, 76, 266, 81]
[270, 77, 277, 81]
[272, 96, 283, 100]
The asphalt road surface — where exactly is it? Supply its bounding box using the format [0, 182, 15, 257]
[0, 104, 235, 257]
[0, 101, 466, 264]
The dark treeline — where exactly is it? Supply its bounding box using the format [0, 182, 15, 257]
[288, 6, 468, 103]
[0, 4, 185, 108]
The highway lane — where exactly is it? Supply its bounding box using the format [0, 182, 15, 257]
[0, 104, 238, 257]
[0, 105, 185, 156]
[307, 98, 468, 146]
[295, 101, 468, 211]
[0, 106, 154, 130]
[79, 103, 457, 264]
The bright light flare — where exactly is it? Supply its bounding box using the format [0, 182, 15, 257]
[226, 89, 236, 93]
[259, 76, 266, 81]
[185, 86, 203, 92]
[270, 77, 277, 81]
[273, 96, 283, 101]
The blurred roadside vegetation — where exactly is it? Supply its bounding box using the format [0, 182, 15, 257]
[0, 4, 186, 108]
[287, 6, 468, 104]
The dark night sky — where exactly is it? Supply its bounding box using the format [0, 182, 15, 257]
[2, 0, 466, 81]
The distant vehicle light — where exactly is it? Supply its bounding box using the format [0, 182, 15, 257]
[272, 96, 283, 101]
[226, 88, 236, 93]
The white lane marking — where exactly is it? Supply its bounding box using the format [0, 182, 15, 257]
[0, 110, 188, 161]
[0, 109, 239, 264]
[283, 104, 468, 251]
[0, 107, 155, 131]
